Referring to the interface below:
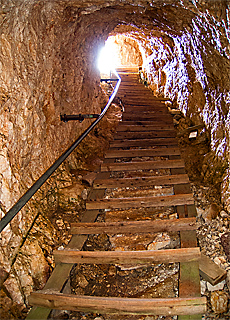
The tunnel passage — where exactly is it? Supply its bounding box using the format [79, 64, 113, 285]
[0, 1, 230, 319]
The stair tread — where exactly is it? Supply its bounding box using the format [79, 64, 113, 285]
[54, 247, 201, 264]
[101, 159, 185, 172]
[27, 69, 204, 319]
[110, 138, 178, 148]
[114, 131, 176, 139]
[71, 217, 197, 234]
[93, 174, 189, 188]
[28, 291, 207, 316]
[105, 147, 181, 158]
[86, 193, 194, 210]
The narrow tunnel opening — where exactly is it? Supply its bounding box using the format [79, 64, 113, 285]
[98, 34, 144, 76]
[97, 38, 120, 76]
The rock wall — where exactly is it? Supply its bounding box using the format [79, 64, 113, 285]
[112, 1, 230, 210]
[0, 1, 119, 317]
[0, 0, 229, 318]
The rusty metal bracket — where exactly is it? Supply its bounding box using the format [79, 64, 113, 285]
[60, 114, 100, 123]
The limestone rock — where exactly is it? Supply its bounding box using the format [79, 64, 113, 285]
[210, 290, 229, 314]
[207, 280, 225, 292]
[147, 233, 171, 251]
[202, 203, 220, 222]
[76, 274, 89, 288]
[200, 280, 207, 295]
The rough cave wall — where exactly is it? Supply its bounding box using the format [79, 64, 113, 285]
[144, 3, 230, 210]
[113, 1, 230, 210]
[0, 0, 230, 318]
[110, 34, 143, 66]
[0, 1, 119, 316]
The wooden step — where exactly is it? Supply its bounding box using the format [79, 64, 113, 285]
[120, 97, 168, 103]
[101, 159, 185, 172]
[114, 131, 176, 140]
[54, 247, 201, 264]
[116, 124, 174, 132]
[110, 138, 178, 148]
[120, 120, 174, 126]
[86, 193, 194, 210]
[93, 174, 189, 189]
[119, 96, 167, 102]
[105, 147, 181, 158]
[122, 113, 173, 122]
[124, 105, 168, 112]
[28, 292, 207, 316]
[27, 69, 205, 319]
[71, 217, 197, 235]
[120, 97, 169, 102]
[123, 109, 169, 116]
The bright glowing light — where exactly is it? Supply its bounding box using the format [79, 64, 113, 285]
[98, 39, 120, 75]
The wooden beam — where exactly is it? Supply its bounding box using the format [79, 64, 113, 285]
[110, 138, 178, 148]
[71, 217, 197, 235]
[124, 106, 168, 112]
[122, 113, 173, 121]
[114, 131, 176, 140]
[199, 253, 227, 285]
[86, 193, 194, 210]
[54, 247, 200, 265]
[28, 292, 206, 315]
[93, 174, 189, 189]
[122, 115, 173, 122]
[101, 159, 185, 172]
[105, 147, 181, 158]
[116, 124, 174, 132]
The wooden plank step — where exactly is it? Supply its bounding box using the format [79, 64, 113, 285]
[123, 103, 168, 108]
[120, 120, 174, 126]
[110, 138, 178, 148]
[199, 253, 227, 285]
[71, 217, 197, 235]
[120, 97, 168, 102]
[119, 98, 169, 104]
[120, 98, 168, 103]
[123, 109, 169, 115]
[124, 106, 168, 112]
[54, 247, 201, 264]
[93, 174, 189, 189]
[122, 114, 173, 121]
[105, 147, 181, 158]
[28, 292, 207, 316]
[101, 159, 185, 172]
[119, 96, 167, 101]
[114, 131, 176, 139]
[116, 124, 174, 132]
[86, 193, 194, 210]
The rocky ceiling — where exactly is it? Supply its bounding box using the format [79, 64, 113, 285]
[0, 0, 230, 318]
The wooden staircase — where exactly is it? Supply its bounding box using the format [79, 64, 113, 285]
[27, 67, 206, 319]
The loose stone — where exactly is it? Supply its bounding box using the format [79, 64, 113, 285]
[210, 290, 229, 314]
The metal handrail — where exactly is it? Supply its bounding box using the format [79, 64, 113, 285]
[0, 70, 121, 233]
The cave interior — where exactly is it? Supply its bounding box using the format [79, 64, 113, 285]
[0, 1, 230, 319]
